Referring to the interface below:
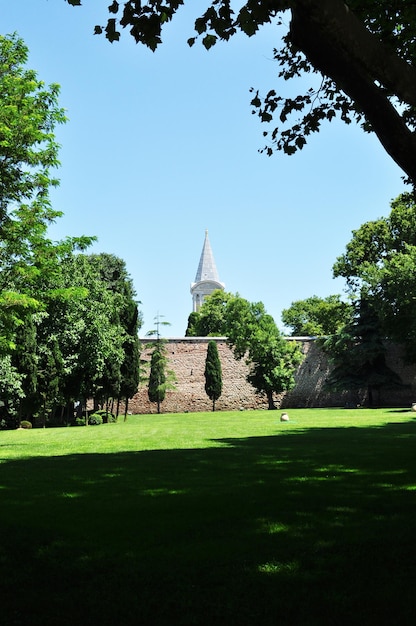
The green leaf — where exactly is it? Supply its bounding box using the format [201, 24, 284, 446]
[195, 17, 207, 35]
[202, 34, 217, 50]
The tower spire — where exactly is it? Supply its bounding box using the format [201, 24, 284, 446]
[190, 231, 225, 312]
[194, 229, 220, 283]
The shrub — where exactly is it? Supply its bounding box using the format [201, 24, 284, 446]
[74, 417, 86, 427]
[95, 410, 117, 423]
[88, 413, 103, 426]
[20, 420, 32, 429]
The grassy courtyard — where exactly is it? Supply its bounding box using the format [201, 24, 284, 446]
[1, 408, 416, 625]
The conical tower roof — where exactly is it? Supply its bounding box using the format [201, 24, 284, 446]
[194, 230, 220, 283]
[190, 230, 225, 313]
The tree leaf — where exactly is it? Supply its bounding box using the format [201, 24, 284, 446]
[202, 34, 217, 50]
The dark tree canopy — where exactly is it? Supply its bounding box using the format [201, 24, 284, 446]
[67, 0, 416, 185]
[322, 298, 404, 407]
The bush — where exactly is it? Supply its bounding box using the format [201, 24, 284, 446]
[20, 420, 32, 429]
[95, 410, 117, 423]
[88, 413, 103, 426]
[74, 417, 86, 427]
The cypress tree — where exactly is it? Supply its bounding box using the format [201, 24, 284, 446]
[204, 340, 223, 411]
[148, 345, 167, 414]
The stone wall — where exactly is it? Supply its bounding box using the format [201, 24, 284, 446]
[127, 337, 416, 414]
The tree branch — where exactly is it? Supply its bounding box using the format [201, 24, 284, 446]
[290, 1, 416, 183]
[292, 0, 416, 106]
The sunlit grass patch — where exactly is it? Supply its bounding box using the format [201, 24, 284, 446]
[257, 560, 300, 575]
[258, 519, 290, 534]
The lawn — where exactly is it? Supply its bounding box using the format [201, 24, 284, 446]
[1, 408, 416, 625]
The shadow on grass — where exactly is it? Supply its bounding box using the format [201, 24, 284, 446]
[1, 419, 416, 625]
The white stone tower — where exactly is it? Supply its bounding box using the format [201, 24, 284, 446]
[190, 230, 225, 312]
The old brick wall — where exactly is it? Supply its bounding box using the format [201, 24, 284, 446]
[129, 338, 265, 414]
[127, 337, 416, 414]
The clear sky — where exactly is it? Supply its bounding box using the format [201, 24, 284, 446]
[2, 1, 406, 337]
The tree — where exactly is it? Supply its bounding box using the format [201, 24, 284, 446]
[281, 295, 353, 337]
[185, 312, 200, 337]
[0, 33, 68, 352]
[0, 33, 65, 213]
[58, 253, 128, 418]
[37, 336, 63, 427]
[186, 290, 303, 408]
[0, 33, 146, 426]
[0, 355, 24, 428]
[87, 253, 142, 416]
[186, 290, 233, 337]
[11, 314, 38, 422]
[224, 294, 304, 409]
[68, 1, 416, 185]
[0, 33, 96, 365]
[322, 298, 403, 407]
[119, 301, 141, 420]
[146, 315, 176, 414]
[204, 340, 223, 411]
[147, 345, 168, 414]
[333, 192, 416, 362]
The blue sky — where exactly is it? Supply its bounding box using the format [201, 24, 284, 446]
[2, 1, 406, 337]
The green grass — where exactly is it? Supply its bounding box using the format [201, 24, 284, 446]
[1, 408, 416, 625]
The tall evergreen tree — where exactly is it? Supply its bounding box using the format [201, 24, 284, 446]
[146, 315, 176, 414]
[204, 340, 223, 411]
[323, 299, 403, 407]
[119, 302, 141, 420]
[37, 337, 63, 427]
[147, 345, 168, 415]
[11, 314, 38, 422]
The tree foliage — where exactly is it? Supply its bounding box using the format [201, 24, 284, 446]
[333, 192, 416, 362]
[147, 345, 168, 414]
[0, 33, 94, 356]
[322, 299, 403, 407]
[0, 33, 65, 212]
[67, 0, 416, 185]
[146, 316, 176, 413]
[186, 290, 231, 337]
[204, 339, 223, 411]
[281, 295, 353, 337]
[224, 295, 304, 409]
[193, 291, 304, 409]
[0, 33, 143, 426]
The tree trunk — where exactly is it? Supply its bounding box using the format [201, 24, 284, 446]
[290, 0, 416, 184]
[267, 390, 277, 410]
[367, 385, 374, 408]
